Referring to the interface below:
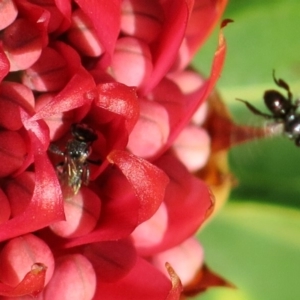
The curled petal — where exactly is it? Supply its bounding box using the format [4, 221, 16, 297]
[32, 43, 96, 120]
[95, 82, 139, 132]
[141, 0, 191, 94]
[136, 153, 212, 255]
[61, 167, 141, 248]
[107, 150, 169, 223]
[75, 0, 121, 68]
[0, 234, 54, 287]
[152, 23, 227, 159]
[0, 263, 46, 297]
[186, 0, 228, 59]
[0, 136, 64, 243]
[165, 262, 183, 300]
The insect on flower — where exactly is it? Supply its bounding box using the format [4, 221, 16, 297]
[49, 123, 100, 194]
[237, 71, 300, 146]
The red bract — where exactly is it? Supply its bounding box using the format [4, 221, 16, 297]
[0, 0, 229, 299]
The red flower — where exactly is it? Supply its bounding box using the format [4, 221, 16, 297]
[0, 0, 228, 299]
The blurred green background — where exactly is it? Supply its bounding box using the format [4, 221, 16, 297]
[192, 1, 300, 299]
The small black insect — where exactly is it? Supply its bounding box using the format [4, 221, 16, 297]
[237, 71, 300, 146]
[49, 123, 100, 194]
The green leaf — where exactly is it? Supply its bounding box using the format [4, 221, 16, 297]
[196, 203, 300, 300]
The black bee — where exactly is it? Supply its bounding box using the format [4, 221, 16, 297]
[237, 71, 300, 146]
[49, 123, 100, 194]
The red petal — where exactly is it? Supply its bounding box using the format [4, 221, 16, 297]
[84, 238, 137, 282]
[15, 0, 50, 46]
[107, 150, 169, 223]
[141, 0, 191, 94]
[75, 0, 121, 68]
[3, 18, 44, 71]
[94, 257, 172, 300]
[32, 43, 96, 120]
[186, 0, 228, 59]
[0, 135, 64, 242]
[0, 130, 27, 177]
[137, 153, 212, 256]
[0, 82, 35, 130]
[152, 22, 227, 159]
[165, 263, 183, 300]
[0, 44, 10, 81]
[22, 46, 70, 92]
[95, 82, 139, 132]
[61, 167, 140, 248]
[0, 263, 46, 297]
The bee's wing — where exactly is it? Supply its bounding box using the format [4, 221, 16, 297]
[264, 121, 284, 137]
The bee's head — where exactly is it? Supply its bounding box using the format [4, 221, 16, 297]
[71, 123, 98, 143]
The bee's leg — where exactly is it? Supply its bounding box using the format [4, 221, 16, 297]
[87, 158, 101, 165]
[272, 70, 293, 102]
[48, 143, 64, 156]
[236, 98, 274, 119]
[82, 163, 90, 186]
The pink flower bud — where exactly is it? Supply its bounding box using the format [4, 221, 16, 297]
[43, 254, 96, 300]
[50, 187, 101, 238]
[173, 125, 211, 172]
[22, 47, 69, 92]
[3, 19, 43, 71]
[168, 70, 205, 95]
[0, 234, 54, 287]
[152, 237, 204, 286]
[110, 37, 153, 87]
[67, 9, 104, 57]
[132, 203, 168, 248]
[121, 0, 164, 43]
[127, 99, 169, 158]
[0, 0, 18, 31]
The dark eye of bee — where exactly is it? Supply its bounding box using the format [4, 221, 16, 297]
[71, 123, 98, 143]
[237, 71, 300, 146]
[49, 123, 100, 194]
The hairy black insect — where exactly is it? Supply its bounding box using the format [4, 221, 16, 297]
[49, 123, 100, 194]
[237, 71, 300, 146]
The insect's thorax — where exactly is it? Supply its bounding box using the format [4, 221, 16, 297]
[66, 139, 90, 162]
[283, 112, 300, 139]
